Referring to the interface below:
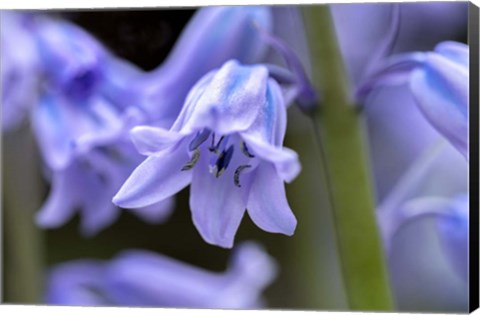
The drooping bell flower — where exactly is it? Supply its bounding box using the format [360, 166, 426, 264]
[114, 60, 301, 248]
[26, 16, 173, 234]
[30, 16, 141, 170]
[1, 11, 39, 130]
[376, 139, 468, 283]
[357, 41, 469, 159]
[45, 242, 277, 308]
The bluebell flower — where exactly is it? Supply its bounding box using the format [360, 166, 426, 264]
[114, 60, 301, 248]
[30, 16, 139, 170]
[46, 242, 277, 308]
[377, 140, 468, 283]
[357, 41, 469, 159]
[1, 11, 39, 130]
[21, 16, 174, 234]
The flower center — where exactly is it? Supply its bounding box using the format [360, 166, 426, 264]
[181, 129, 255, 187]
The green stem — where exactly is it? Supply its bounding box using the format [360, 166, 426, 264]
[301, 5, 394, 310]
[3, 126, 44, 303]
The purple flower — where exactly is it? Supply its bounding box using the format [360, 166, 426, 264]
[377, 140, 468, 283]
[114, 60, 300, 248]
[22, 15, 174, 234]
[45, 242, 277, 308]
[1, 11, 39, 130]
[357, 41, 469, 159]
[30, 16, 140, 170]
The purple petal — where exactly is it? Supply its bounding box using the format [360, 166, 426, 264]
[176, 60, 269, 136]
[355, 52, 425, 101]
[113, 141, 192, 209]
[34, 16, 105, 95]
[104, 250, 226, 307]
[436, 194, 468, 281]
[46, 261, 107, 306]
[130, 126, 184, 155]
[31, 93, 74, 169]
[35, 168, 77, 228]
[219, 241, 277, 308]
[434, 41, 469, 67]
[410, 53, 468, 158]
[190, 150, 249, 248]
[240, 78, 286, 146]
[242, 135, 300, 184]
[240, 78, 301, 183]
[247, 163, 296, 235]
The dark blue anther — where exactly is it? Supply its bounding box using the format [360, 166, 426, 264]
[211, 145, 234, 178]
[189, 129, 211, 151]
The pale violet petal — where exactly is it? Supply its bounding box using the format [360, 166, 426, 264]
[46, 261, 107, 306]
[410, 53, 468, 158]
[113, 142, 192, 209]
[104, 250, 226, 307]
[241, 135, 300, 183]
[434, 41, 469, 67]
[247, 163, 297, 235]
[189, 150, 249, 248]
[31, 93, 74, 170]
[130, 126, 184, 156]
[436, 194, 468, 282]
[35, 168, 78, 229]
[177, 60, 269, 136]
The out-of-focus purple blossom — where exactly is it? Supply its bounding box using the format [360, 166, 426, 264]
[376, 140, 468, 309]
[357, 41, 468, 159]
[18, 15, 175, 234]
[1, 11, 39, 130]
[114, 60, 300, 248]
[36, 140, 174, 236]
[332, 2, 468, 86]
[30, 16, 143, 170]
[141, 6, 273, 123]
[46, 242, 277, 308]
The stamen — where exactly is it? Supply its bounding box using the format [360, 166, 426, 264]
[240, 140, 255, 158]
[189, 129, 211, 151]
[234, 164, 252, 187]
[209, 133, 216, 152]
[210, 145, 234, 178]
[209, 135, 228, 154]
[181, 149, 200, 171]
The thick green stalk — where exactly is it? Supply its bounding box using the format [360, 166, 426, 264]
[301, 5, 393, 310]
[3, 126, 44, 303]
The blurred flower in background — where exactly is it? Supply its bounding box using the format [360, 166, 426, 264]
[45, 242, 277, 308]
